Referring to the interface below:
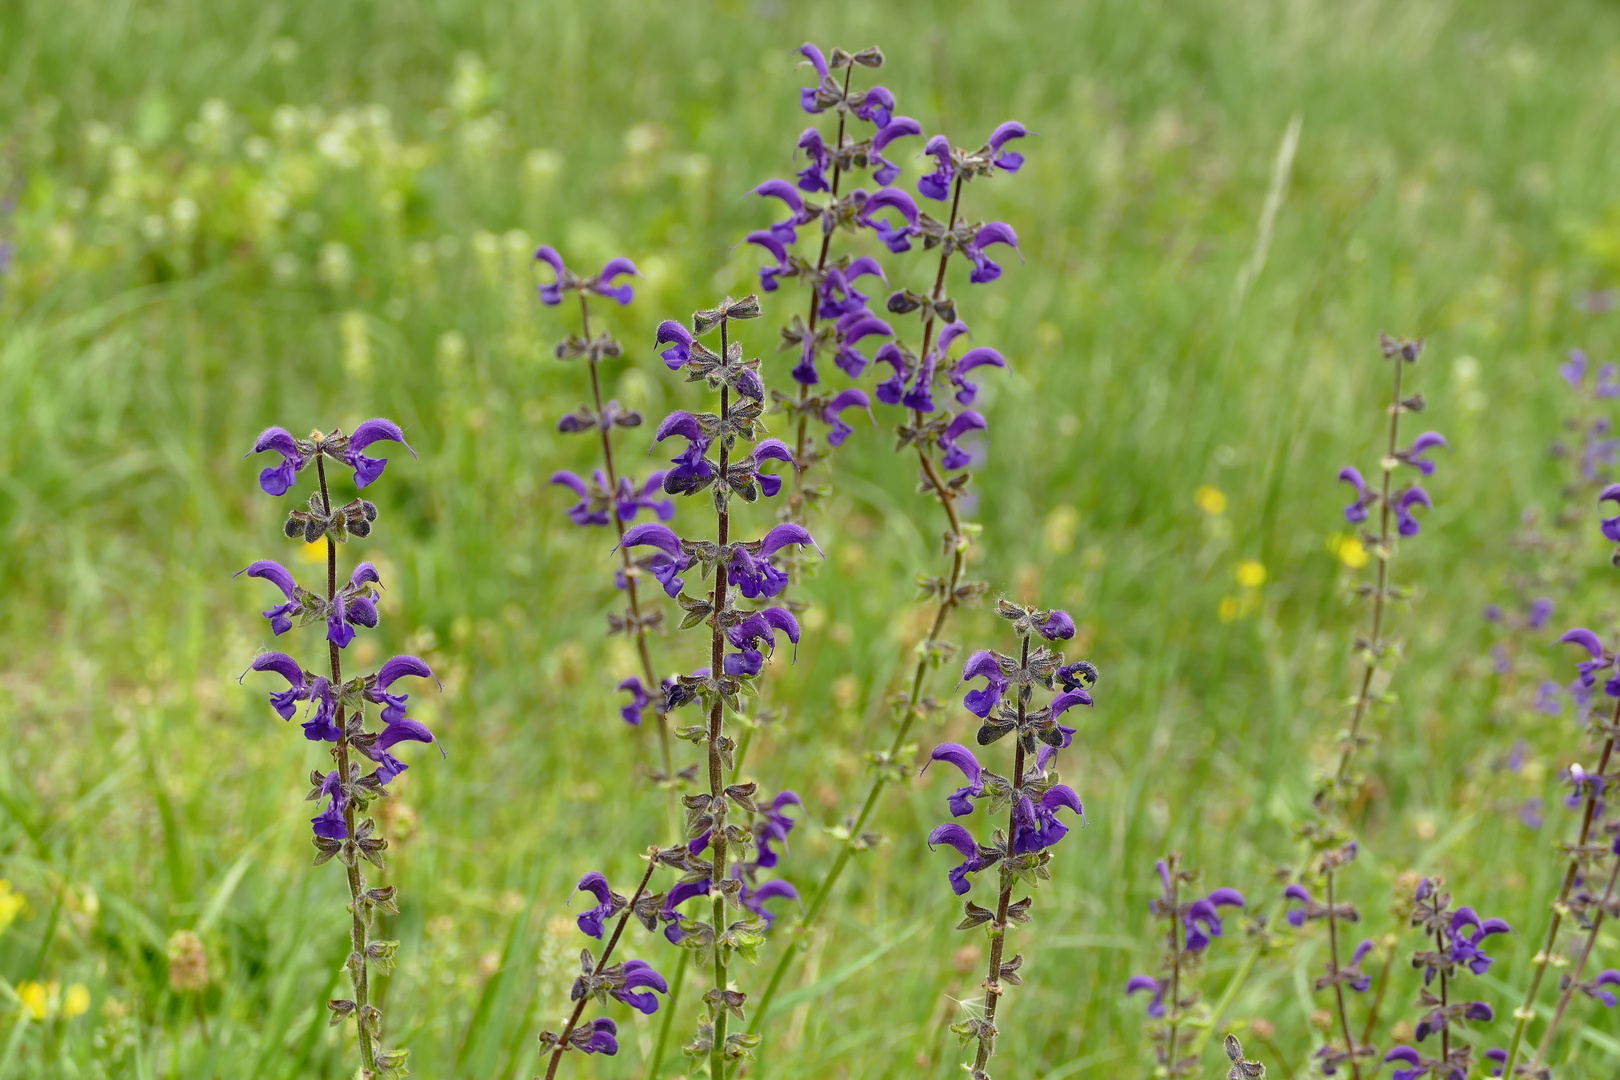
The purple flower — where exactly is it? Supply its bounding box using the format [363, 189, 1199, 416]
[1039, 609, 1075, 641]
[925, 743, 984, 817]
[240, 560, 302, 635]
[873, 342, 909, 406]
[986, 121, 1030, 172]
[951, 348, 1007, 406]
[550, 470, 610, 526]
[1399, 432, 1448, 476]
[1011, 785, 1084, 853]
[617, 677, 650, 726]
[1581, 969, 1620, 1008]
[927, 822, 987, 895]
[1600, 484, 1620, 543]
[1528, 597, 1554, 629]
[1535, 680, 1564, 715]
[796, 44, 830, 113]
[754, 791, 803, 868]
[821, 389, 873, 447]
[311, 769, 347, 840]
[1283, 883, 1314, 927]
[745, 230, 793, 293]
[749, 179, 817, 245]
[250, 427, 309, 496]
[620, 523, 692, 598]
[966, 223, 1020, 285]
[1563, 348, 1590, 387]
[918, 135, 954, 201]
[1384, 1046, 1439, 1080]
[1395, 487, 1432, 537]
[796, 128, 830, 193]
[1448, 907, 1511, 975]
[739, 879, 800, 929]
[300, 677, 341, 742]
[533, 248, 639, 306]
[615, 474, 674, 523]
[1181, 888, 1245, 951]
[727, 525, 822, 600]
[660, 878, 712, 944]
[1348, 939, 1376, 992]
[1338, 466, 1373, 524]
[939, 411, 988, 470]
[858, 187, 919, 253]
[612, 960, 669, 1015]
[869, 116, 922, 185]
[725, 607, 801, 674]
[581, 1017, 618, 1055]
[834, 311, 892, 378]
[819, 256, 888, 319]
[856, 85, 894, 128]
[246, 652, 311, 720]
[1125, 975, 1166, 1019]
[960, 650, 1008, 718]
[573, 872, 621, 940]
[344, 419, 414, 490]
[1556, 626, 1610, 692]
[364, 655, 440, 725]
[1483, 603, 1504, 623]
[656, 320, 694, 370]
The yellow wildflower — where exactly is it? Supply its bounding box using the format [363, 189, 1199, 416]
[62, 984, 90, 1020]
[1236, 560, 1267, 588]
[1195, 485, 1228, 515]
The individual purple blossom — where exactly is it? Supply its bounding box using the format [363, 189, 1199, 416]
[749, 179, 818, 245]
[918, 134, 953, 201]
[1398, 432, 1449, 476]
[728, 524, 823, 600]
[938, 411, 987, 470]
[1383, 1046, 1448, 1080]
[1284, 883, 1316, 927]
[616, 676, 650, 726]
[1578, 969, 1620, 1008]
[745, 230, 794, 292]
[1563, 348, 1590, 388]
[795, 128, 830, 193]
[857, 187, 919, 253]
[656, 320, 694, 370]
[1528, 597, 1554, 630]
[1039, 609, 1075, 641]
[573, 872, 623, 940]
[612, 960, 669, 1015]
[342, 419, 415, 490]
[360, 716, 436, 785]
[1556, 627, 1611, 690]
[580, 1018, 618, 1055]
[965, 223, 1020, 285]
[725, 607, 800, 674]
[620, 523, 692, 598]
[833, 311, 892, 377]
[818, 256, 887, 319]
[753, 791, 803, 868]
[300, 677, 341, 742]
[1347, 939, 1376, 992]
[241, 560, 302, 635]
[951, 347, 1007, 405]
[1445, 907, 1511, 977]
[872, 342, 908, 406]
[1600, 483, 1620, 543]
[986, 121, 1029, 172]
[795, 44, 830, 114]
[311, 769, 347, 840]
[1600, 363, 1620, 398]
[251, 427, 308, 496]
[246, 652, 311, 720]
[363, 655, 440, 726]
[660, 878, 712, 944]
[1009, 785, 1084, 854]
[551, 470, 611, 526]
[750, 440, 796, 499]
[1584, 420, 1620, 480]
[925, 743, 985, 817]
[869, 117, 922, 186]
[856, 85, 894, 127]
[820, 389, 873, 447]
[738, 878, 801, 929]
[1396, 487, 1432, 536]
[1338, 466, 1373, 523]
[1562, 763, 1608, 811]
[926, 822, 988, 895]
[960, 651, 1007, 719]
[1125, 975, 1167, 1018]
[1483, 603, 1504, 623]
[1179, 888, 1246, 952]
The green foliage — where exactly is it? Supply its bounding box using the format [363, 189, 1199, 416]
[3, 0, 1620, 1076]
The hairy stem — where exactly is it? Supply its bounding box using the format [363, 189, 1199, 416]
[1437, 927, 1450, 1065]
[707, 322, 735, 1080]
[971, 634, 1030, 1076]
[542, 855, 660, 1080]
[579, 294, 680, 843]
[748, 172, 968, 1036]
[316, 454, 375, 1075]
[1166, 873, 1182, 1074]
[1324, 871, 1360, 1080]
[1501, 726, 1616, 1078]
[1532, 847, 1620, 1066]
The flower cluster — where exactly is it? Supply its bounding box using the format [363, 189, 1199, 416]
[240, 422, 437, 1078]
[924, 600, 1096, 1079]
[1125, 854, 1246, 1077]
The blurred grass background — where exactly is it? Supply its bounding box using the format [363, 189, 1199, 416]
[4, 0, 1620, 1076]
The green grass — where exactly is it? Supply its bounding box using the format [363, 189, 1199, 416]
[4, 0, 1620, 1076]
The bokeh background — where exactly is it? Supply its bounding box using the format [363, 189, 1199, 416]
[4, 0, 1620, 1076]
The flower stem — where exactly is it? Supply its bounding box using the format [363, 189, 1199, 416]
[1323, 870, 1360, 1080]
[542, 855, 660, 1080]
[1165, 873, 1182, 1074]
[647, 950, 689, 1080]
[970, 633, 1030, 1077]
[1500, 726, 1616, 1079]
[578, 294, 680, 844]
[747, 175, 970, 1037]
[316, 453, 376, 1076]
[1532, 842, 1620, 1067]
[1437, 926, 1450, 1066]
[707, 319, 735, 1080]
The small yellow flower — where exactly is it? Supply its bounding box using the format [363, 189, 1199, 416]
[298, 538, 327, 564]
[62, 984, 90, 1020]
[1195, 485, 1228, 515]
[1236, 560, 1267, 588]
[1336, 536, 1370, 569]
[17, 981, 49, 1020]
[0, 880, 25, 936]
[1218, 596, 1241, 623]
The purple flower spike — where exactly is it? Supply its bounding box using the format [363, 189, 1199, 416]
[611, 960, 668, 1015]
[966, 223, 1020, 285]
[951, 347, 1007, 405]
[857, 85, 895, 128]
[926, 822, 986, 895]
[240, 560, 301, 635]
[987, 121, 1030, 172]
[1125, 975, 1167, 1019]
[925, 743, 985, 817]
[656, 320, 694, 370]
[821, 388, 874, 447]
[250, 427, 309, 496]
[939, 410, 988, 470]
[1395, 487, 1432, 537]
[859, 187, 919, 253]
[1338, 466, 1372, 523]
[311, 770, 347, 840]
[581, 1017, 618, 1055]
[869, 116, 922, 185]
[961, 650, 1008, 718]
[247, 652, 310, 720]
[1400, 432, 1448, 476]
[534, 245, 568, 305]
[796, 128, 830, 193]
[918, 134, 954, 201]
[345, 419, 414, 489]
[1039, 609, 1075, 641]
